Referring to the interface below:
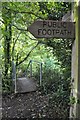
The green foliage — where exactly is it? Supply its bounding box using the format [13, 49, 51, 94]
[1, 2, 72, 118]
[70, 96, 80, 105]
[33, 57, 70, 117]
[1, 3, 72, 109]
[39, 2, 71, 20]
[70, 96, 76, 104]
[2, 78, 13, 93]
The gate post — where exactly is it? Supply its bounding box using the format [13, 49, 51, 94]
[12, 61, 17, 93]
[30, 60, 32, 77]
[40, 63, 42, 86]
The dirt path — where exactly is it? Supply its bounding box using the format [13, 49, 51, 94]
[2, 91, 49, 119]
[2, 90, 69, 119]
[16, 77, 37, 93]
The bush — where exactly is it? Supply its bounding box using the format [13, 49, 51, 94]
[33, 59, 71, 117]
[2, 78, 13, 93]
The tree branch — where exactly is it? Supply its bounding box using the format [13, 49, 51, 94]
[24, 32, 47, 44]
[16, 42, 39, 66]
[12, 32, 21, 60]
[0, 36, 4, 40]
[13, 24, 28, 31]
[0, 18, 4, 24]
[5, 6, 43, 19]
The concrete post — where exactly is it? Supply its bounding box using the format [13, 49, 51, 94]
[73, 1, 80, 118]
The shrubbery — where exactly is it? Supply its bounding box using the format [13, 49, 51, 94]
[33, 58, 71, 117]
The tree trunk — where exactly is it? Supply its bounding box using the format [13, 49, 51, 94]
[2, 3, 12, 78]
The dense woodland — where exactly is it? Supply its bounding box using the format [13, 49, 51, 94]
[1, 2, 74, 118]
